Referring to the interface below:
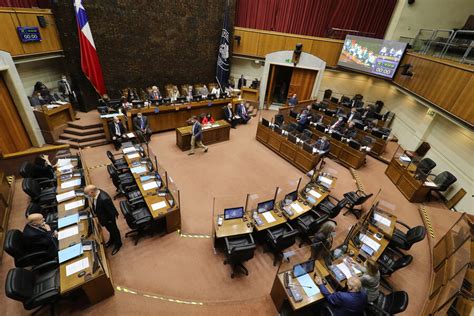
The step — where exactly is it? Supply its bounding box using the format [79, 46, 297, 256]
[68, 121, 102, 130]
[56, 138, 109, 149]
[59, 132, 106, 143]
[63, 126, 104, 136]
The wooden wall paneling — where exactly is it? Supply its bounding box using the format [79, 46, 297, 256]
[16, 12, 62, 54]
[0, 12, 24, 55]
[257, 33, 286, 57]
[233, 29, 259, 57]
[310, 40, 343, 67]
[450, 76, 474, 124]
[0, 76, 32, 154]
[283, 36, 313, 53]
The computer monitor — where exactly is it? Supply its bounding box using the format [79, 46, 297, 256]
[177, 96, 186, 103]
[257, 199, 275, 213]
[193, 95, 202, 101]
[303, 141, 314, 154]
[288, 133, 297, 144]
[348, 139, 361, 150]
[289, 111, 298, 119]
[223, 207, 244, 220]
[371, 129, 384, 138]
[284, 191, 298, 205]
[132, 100, 145, 108]
[316, 123, 326, 132]
[354, 120, 365, 130]
[293, 260, 315, 277]
[207, 93, 216, 100]
[331, 97, 339, 103]
[108, 100, 121, 109]
[274, 125, 282, 135]
[331, 132, 343, 141]
[162, 97, 171, 104]
[262, 118, 270, 127]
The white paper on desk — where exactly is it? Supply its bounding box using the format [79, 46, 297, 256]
[337, 262, 353, 279]
[65, 199, 85, 211]
[291, 203, 304, 214]
[126, 132, 136, 138]
[399, 155, 411, 163]
[61, 178, 81, 189]
[262, 212, 276, 223]
[127, 153, 140, 159]
[83, 244, 92, 251]
[202, 126, 211, 130]
[211, 123, 220, 127]
[123, 146, 136, 154]
[58, 225, 79, 240]
[374, 213, 391, 227]
[58, 164, 74, 172]
[142, 181, 159, 191]
[360, 234, 380, 252]
[56, 190, 76, 203]
[66, 257, 89, 276]
[57, 158, 72, 167]
[424, 180, 437, 187]
[319, 176, 333, 186]
[297, 273, 320, 297]
[308, 189, 322, 199]
[130, 166, 147, 174]
[151, 201, 167, 211]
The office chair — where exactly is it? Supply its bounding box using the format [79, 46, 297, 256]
[4, 229, 57, 268]
[405, 141, 430, 162]
[107, 165, 137, 199]
[106, 150, 128, 170]
[300, 129, 312, 142]
[389, 221, 426, 254]
[223, 234, 256, 278]
[289, 110, 298, 119]
[296, 210, 330, 247]
[5, 266, 60, 312]
[25, 202, 57, 229]
[427, 171, 457, 201]
[361, 135, 375, 147]
[378, 247, 413, 291]
[342, 190, 373, 219]
[19, 162, 56, 188]
[367, 291, 409, 315]
[22, 178, 57, 206]
[316, 195, 348, 219]
[274, 114, 284, 127]
[120, 201, 153, 245]
[415, 158, 436, 177]
[265, 223, 299, 266]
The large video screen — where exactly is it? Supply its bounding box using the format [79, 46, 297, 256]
[338, 35, 407, 79]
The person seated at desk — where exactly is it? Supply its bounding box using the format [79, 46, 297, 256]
[188, 116, 208, 155]
[186, 85, 194, 101]
[288, 93, 298, 107]
[170, 87, 180, 101]
[315, 276, 367, 316]
[236, 102, 251, 124]
[310, 221, 336, 260]
[343, 122, 358, 139]
[296, 109, 310, 132]
[210, 86, 220, 98]
[348, 258, 380, 303]
[330, 117, 345, 132]
[149, 85, 161, 101]
[23, 213, 58, 259]
[347, 108, 362, 123]
[108, 116, 127, 150]
[361, 105, 376, 120]
[314, 136, 330, 155]
[201, 112, 215, 125]
[224, 103, 238, 129]
[32, 154, 55, 179]
[133, 112, 152, 142]
[126, 88, 139, 102]
[200, 85, 209, 97]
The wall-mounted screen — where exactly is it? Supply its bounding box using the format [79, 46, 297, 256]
[338, 35, 407, 79]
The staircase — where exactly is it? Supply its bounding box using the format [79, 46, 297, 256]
[246, 101, 259, 117]
[56, 121, 109, 149]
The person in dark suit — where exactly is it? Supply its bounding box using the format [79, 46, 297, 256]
[315, 276, 367, 316]
[58, 75, 76, 103]
[85, 185, 122, 255]
[343, 122, 358, 139]
[133, 113, 152, 142]
[288, 94, 298, 107]
[32, 154, 55, 179]
[223, 103, 238, 128]
[23, 213, 58, 258]
[361, 105, 375, 120]
[148, 86, 161, 101]
[236, 102, 251, 124]
[296, 109, 310, 132]
[237, 75, 246, 89]
[314, 136, 330, 155]
[188, 116, 208, 155]
[108, 116, 127, 150]
[347, 108, 362, 122]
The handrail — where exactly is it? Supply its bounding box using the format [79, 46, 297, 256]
[0, 144, 70, 159]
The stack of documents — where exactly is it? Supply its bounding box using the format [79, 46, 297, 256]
[373, 213, 391, 226]
[66, 257, 89, 276]
[360, 234, 380, 252]
[58, 224, 79, 240]
[319, 176, 333, 187]
[308, 189, 322, 199]
[130, 166, 147, 174]
[61, 178, 81, 189]
[64, 199, 85, 211]
[151, 201, 167, 211]
[127, 152, 140, 159]
[56, 190, 76, 203]
[123, 146, 137, 154]
[262, 212, 276, 223]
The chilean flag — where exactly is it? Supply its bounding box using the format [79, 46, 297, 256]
[74, 0, 106, 95]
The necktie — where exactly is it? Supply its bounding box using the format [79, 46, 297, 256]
[115, 123, 120, 136]
[141, 118, 144, 129]
[65, 82, 71, 94]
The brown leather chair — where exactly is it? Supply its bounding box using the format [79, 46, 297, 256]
[405, 141, 430, 161]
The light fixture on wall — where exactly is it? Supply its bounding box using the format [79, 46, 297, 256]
[234, 35, 241, 46]
[427, 109, 436, 117]
[292, 43, 303, 66]
[399, 64, 414, 77]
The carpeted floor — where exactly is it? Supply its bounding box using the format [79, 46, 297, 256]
[0, 110, 461, 316]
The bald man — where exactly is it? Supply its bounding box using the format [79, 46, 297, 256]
[23, 213, 58, 258]
[315, 275, 367, 316]
[85, 185, 122, 255]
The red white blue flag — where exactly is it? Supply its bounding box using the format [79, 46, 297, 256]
[74, 0, 106, 95]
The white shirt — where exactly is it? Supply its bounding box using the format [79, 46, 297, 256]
[93, 190, 100, 210]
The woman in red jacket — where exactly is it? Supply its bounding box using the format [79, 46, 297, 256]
[201, 113, 215, 125]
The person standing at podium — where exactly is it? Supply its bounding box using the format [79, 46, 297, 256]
[133, 113, 152, 142]
[188, 116, 208, 155]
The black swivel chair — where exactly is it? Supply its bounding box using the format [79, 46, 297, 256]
[107, 165, 137, 199]
[106, 150, 128, 170]
[223, 234, 256, 278]
[22, 178, 57, 206]
[316, 195, 348, 219]
[120, 201, 153, 245]
[378, 247, 413, 290]
[300, 129, 313, 143]
[367, 291, 409, 315]
[296, 210, 330, 247]
[274, 114, 284, 127]
[265, 223, 299, 266]
[415, 158, 436, 179]
[427, 171, 457, 201]
[389, 221, 426, 255]
[5, 266, 60, 312]
[4, 229, 57, 268]
[342, 190, 373, 219]
[19, 162, 56, 188]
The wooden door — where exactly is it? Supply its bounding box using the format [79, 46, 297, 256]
[0, 75, 31, 154]
[288, 68, 317, 101]
[265, 65, 277, 109]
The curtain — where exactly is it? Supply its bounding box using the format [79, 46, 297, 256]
[235, 0, 397, 39]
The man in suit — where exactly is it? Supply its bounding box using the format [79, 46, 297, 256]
[236, 102, 251, 124]
[315, 276, 367, 316]
[361, 105, 375, 120]
[224, 103, 238, 128]
[23, 213, 58, 258]
[237, 74, 246, 89]
[288, 94, 298, 107]
[133, 113, 152, 142]
[296, 109, 310, 132]
[188, 116, 208, 155]
[108, 116, 127, 150]
[58, 74, 76, 103]
[148, 85, 161, 101]
[314, 136, 330, 155]
[347, 108, 362, 122]
[343, 122, 358, 139]
[85, 185, 122, 255]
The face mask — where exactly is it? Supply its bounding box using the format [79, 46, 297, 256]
[330, 232, 336, 238]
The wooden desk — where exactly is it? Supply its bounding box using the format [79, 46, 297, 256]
[270, 260, 332, 312]
[385, 157, 431, 202]
[175, 120, 231, 151]
[256, 123, 321, 173]
[125, 98, 236, 133]
[34, 103, 75, 143]
[214, 215, 253, 239]
[253, 209, 287, 232]
[371, 209, 397, 239]
[348, 224, 390, 262]
[241, 87, 259, 102]
[100, 113, 128, 141]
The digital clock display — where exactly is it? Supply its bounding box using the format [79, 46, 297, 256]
[17, 27, 42, 43]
